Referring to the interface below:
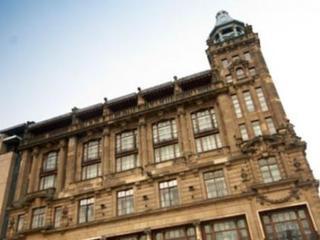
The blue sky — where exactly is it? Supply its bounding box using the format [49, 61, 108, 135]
[1, 0, 320, 179]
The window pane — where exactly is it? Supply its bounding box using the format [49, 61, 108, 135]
[43, 152, 57, 171]
[243, 91, 255, 112]
[231, 95, 242, 118]
[54, 207, 63, 228]
[196, 134, 222, 153]
[159, 180, 179, 207]
[252, 121, 262, 137]
[259, 157, 281, 183]
[204, 170, 228, 198]
[117, 154, 138, 172]
[79, 198, 94, 223]
[239, 124, 249, 141]
[82, 163, 101, 180]
[266, 118, 276, 135]
[153, 120, 177, 144]
[116, 130, 137, 153]
[154, 144, 180, 163]
[32, 208, 45, 229]
[17, 214, 25, 232]
[118, 189, 134, 215]
[84, 140, 101, 161]
[256, 88, 268, 111]
[40, 174, 55, 190]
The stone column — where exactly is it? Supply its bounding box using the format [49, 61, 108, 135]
[56, 139, 67, 193]
[144, 228, 152, 240]
[216, 94, 238, 153]
[193, 220, 203, 240]
[102, 127, 111, 175]
[65, 136, 78, 186]
[177, 106, 192, 159]
[28, 147, 40, 193]
[14, 150, 31, 200]
[138, 117, 148, 167]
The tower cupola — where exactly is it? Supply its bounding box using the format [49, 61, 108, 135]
[209, 10, 245, 44]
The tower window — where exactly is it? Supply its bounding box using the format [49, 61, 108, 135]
[256, 88, 268, 111]
[243, 91, 255, 112]
[266, 117, 276, 135]
[231, 95, 242, 118]
[221, 59, 229, 68]
[236, 68, 245, 79]
[239, 124, 249, 141]
[252, 121, 262, 137]
[244, 52, 251, 61]
[249, 68, 256, 76]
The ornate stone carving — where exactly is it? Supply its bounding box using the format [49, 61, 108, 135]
[257, 188, 299, 205]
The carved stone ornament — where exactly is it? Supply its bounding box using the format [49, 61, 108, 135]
[257, 188, 299, 204]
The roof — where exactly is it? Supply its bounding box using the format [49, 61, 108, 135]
[0, 69, 213, 135]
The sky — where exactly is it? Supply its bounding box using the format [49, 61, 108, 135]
[0, 0, 319, 180]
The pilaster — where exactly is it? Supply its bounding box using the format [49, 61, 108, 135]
[56, 139, 67, 192]
[65, 136, 78, 186]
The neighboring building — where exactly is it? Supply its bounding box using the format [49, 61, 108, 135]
[2, 10, 320, 240]
[0, 124, 27, 239]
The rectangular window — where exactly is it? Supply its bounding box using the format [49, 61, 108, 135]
[231, 95, 242, 118]
[54, 207, 63, 228]
[243, 91, 255, 112]
[192, 109, 218, 134]
[116, 154, 139, 172]
[266, 117, 276, 135]
[159, 179, 179, 208]
[203, 217, 250, 240]
[31, 207, 45, 229]
[256, 88, 268, 111]
[252, 121, 262, 137]
[39, 151, 58, 190]
[116, 130, 137, 153]
[83, 139, 101, 161]
[154, 226, 196, 240]
[43, 152, 57, 171]
[239, 124, 249, 141]
[116, 130, 139, 172]
[117, 189, 134, 216]
[196, 134, 222, 153]
[82, 162, 101, 180]
[221, 59, 229, 68]
[39, 175, 56, 190]
[259, 157, 281, 183]
[244, 51, 251, 61]
[16, 214, 25, 232]
[82, 140, 101, 180]
[249, 67, 256, 76]
[153, 119, 180, 163]
[225, 74, 233, 83]
[155, 144, 181, 163]
[78, 197, 94, 224]
[153, 119, 178, 144]
[204, 170, 228, 198]
[261, 207, 315, 240]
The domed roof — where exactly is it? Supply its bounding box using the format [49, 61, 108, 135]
[209, 10, 245, 44]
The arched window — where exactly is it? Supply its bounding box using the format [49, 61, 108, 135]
[236, 68, 245, 79]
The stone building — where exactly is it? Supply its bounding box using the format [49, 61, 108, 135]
[1, 10, 320, 240]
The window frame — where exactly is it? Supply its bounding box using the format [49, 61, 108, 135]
[159, 179, 179, 208]
[260, 206, 315, 240]
[203, 169, 228, 199]
[258, 157, 282, 183]
[154, 225, 196, 240]
[202, 215, 251, 240]
[82, 139, 102, 180]
[117, 188, 134, 216]
[16, 214, 25, 232]
[31, 207, 45, 229]
[54, 206, 63, 228]
[78, 197, 95, 224]
[39, 151, 58, 190]
[243, 91, 255, 112]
